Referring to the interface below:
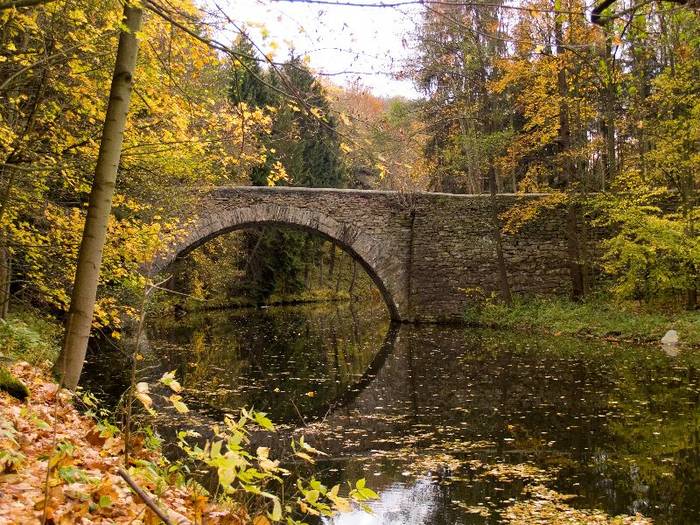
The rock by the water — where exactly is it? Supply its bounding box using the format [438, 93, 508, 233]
[661, 329, 679, 346]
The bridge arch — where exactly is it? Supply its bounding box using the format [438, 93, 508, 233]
[155, 203, 403, 321]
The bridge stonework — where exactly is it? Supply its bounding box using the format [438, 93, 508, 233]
[159, 186, 578, 323]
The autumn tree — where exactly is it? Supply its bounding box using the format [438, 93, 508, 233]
[54, 2, 143, 389]
[409, 0, 698, 306]
[328, 82, 429, 191]
[1, 0, 273, 386]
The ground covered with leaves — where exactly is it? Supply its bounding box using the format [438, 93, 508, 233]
[0, 362, 249, 525]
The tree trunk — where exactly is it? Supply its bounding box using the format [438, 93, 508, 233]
[553, 0, 584, 300]
[335, 257, 342, 294]
[0, 243, 10, 319]
[554, 0, 571, 187]
[687, 285, 698, 310]
[54, 3, 143, 390]
[602, 35, 617, 182]
[243, 231, 263, 282]
[303, 234, 311, 289]
[577, 205, 591, 295]
[685, 198, 697, 310]
[489, 165, 512, 304]
[328, 244, 336, 276]
[318, 244, 324, 288]
[566, 204, 585, 300]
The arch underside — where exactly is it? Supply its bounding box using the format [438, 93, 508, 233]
[157, 205, 402, 321]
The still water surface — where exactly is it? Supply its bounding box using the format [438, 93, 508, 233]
[86, 302, 700, 524]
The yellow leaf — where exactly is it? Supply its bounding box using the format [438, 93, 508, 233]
[295, 451, 315, 463]
[169, 394, 189, 413]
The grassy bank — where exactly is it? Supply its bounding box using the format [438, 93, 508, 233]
[0, 309, 60, 399]
[466, 296, 700, 346]
[0, 309, 61, 365]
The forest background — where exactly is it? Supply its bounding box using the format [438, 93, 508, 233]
[0, 0, 697, 348]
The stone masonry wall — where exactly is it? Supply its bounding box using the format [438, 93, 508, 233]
[160, 187, 581, 323]
[408, 193, 573, 322]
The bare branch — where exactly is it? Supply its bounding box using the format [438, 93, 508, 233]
[117, 467, 191, 525]
[0, 0, 54, 10]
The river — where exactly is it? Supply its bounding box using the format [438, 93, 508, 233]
[85, 301, 700, 524]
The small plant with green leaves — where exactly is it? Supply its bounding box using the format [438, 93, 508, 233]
[173, 406, 379, 524]
[0, 418, 25, 474]
[0, 312, 60, 365]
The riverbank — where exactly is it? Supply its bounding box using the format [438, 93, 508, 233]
[466, 296, 700, 346]
[0, 311, 378, 524]
[180, 288, 355, 313]
[0, 314, 252, 524]
[0, 360, 254, 524]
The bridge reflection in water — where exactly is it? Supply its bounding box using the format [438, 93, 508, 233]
[85, 302, 700, 524]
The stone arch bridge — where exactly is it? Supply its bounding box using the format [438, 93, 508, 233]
[157, 186, 581, 323]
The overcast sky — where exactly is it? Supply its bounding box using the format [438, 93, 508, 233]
[211, 0, 423, 98]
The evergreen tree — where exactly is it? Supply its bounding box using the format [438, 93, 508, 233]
[228, 36, 271, 108]
[229, 51, 348, 301]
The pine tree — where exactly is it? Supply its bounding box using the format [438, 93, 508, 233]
[228, 53, 348, 301]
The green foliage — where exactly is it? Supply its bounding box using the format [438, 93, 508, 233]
[229, 37, 272, 108]
[126, 369, 378, 521]
[57, 465, 89, 484]
[592, 173, 698, 303]
[0, 416, 25, 472]
[225, 50, 350, 303]
[465, 295, 700, 345]
[0, 310, 59, 365]
[0, 448, 26, 473]
[176, 408, 377, 523]
[239, 229, 309, 303]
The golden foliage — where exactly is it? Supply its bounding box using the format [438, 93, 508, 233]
[0, 0, 272, 330]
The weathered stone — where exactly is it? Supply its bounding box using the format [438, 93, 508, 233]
[156, 186, 585, 323]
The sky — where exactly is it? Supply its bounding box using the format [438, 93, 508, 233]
[211, 0, 424, 99]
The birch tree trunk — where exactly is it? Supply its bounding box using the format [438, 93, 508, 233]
[54, 3, 143, 389]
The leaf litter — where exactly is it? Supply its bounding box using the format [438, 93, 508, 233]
[0, 362, 249, 524]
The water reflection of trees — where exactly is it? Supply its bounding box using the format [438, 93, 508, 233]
[147, 302, 389, 422]
[91, 305, 700, 523]
[314, 326, 700, 522]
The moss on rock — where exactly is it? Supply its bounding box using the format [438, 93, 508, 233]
[0, 366, 29, 401]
